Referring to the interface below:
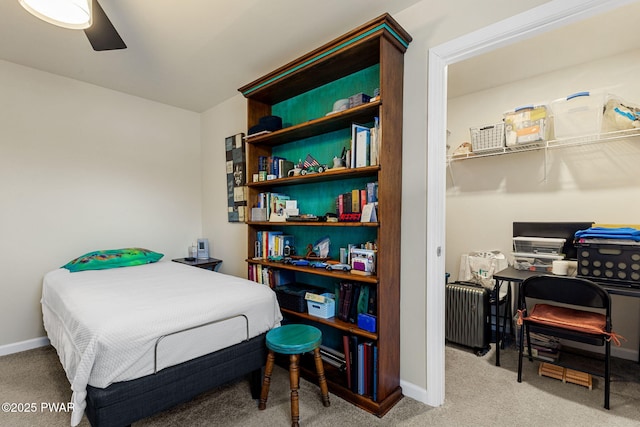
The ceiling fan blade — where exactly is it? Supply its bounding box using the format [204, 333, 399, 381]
[83, 0, 127, 51]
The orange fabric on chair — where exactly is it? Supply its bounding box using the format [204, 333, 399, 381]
[527, 304, 624, 345]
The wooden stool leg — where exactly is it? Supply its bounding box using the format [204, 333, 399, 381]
[313, 347, 330, 407]
[258, 350, 275, 410]
[289, 354, 300, 427]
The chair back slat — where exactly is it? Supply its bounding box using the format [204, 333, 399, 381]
[522, 275, 609, 310]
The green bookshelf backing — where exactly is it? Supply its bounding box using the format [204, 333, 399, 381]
[271, 65, 379, 126]
[270, 128, 351, 170]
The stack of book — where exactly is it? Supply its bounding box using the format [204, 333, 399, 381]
[335, 181, 378, 221]
[349, 118, 380, 168]
[255, 192, 292, 220]
[254, 231, 294, 259]
[248, 265, 294, 287]
[342, 336, 378, 400]
[516, 321, 561, 362]
[257, 156, 295, 179]
[337, 282, 376, 323]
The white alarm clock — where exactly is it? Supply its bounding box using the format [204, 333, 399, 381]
[197, 238, 209, 259]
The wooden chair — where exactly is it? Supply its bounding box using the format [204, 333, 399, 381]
[517, 275, 615, 409]
[259, 324, 330, 426]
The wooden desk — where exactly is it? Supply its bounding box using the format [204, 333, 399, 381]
[493, 266, 640, 366]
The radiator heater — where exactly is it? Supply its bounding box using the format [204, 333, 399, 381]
[445, 281, 491, 356]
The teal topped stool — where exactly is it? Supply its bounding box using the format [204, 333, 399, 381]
[259, 324, 330, 426]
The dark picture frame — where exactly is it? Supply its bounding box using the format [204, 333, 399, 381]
[225, 133, 246, 222]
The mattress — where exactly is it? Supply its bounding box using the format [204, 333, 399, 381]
[41, 261, 282, 426]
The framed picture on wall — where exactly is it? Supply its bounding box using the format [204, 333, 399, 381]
[225, 133, 246, 222]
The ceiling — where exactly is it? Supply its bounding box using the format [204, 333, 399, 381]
[0, 0, 423, 112]
[448, 1, 640, 98]
[2, 1, 638, 113]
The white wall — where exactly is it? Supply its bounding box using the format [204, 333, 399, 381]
[446, 49, 640, 359]
[0, 60, 202, 347]
[201, 95, 248, 277]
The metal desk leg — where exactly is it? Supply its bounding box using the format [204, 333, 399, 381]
[495, 279, 502, 366]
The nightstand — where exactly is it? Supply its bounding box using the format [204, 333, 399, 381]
[172, 257, 223, 271]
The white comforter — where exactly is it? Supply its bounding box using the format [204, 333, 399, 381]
[41, 261, 282, 426]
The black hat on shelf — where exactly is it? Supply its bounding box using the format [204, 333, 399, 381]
[248, 115, 283, 135]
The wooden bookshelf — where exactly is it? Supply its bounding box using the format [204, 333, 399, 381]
[239, 13, 411, 417]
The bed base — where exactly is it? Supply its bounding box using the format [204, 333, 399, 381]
[85, 333, 267, 427]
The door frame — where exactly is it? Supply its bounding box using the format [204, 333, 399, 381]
[424, 0, 635, 406]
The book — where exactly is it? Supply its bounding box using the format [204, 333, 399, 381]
[278, 159, 295, 178]
[370, 117, 380, 166]
[349, 335, 359, 393]
[343, 192, 352, 213]
[339, 282, 352, 321]
[367, 287, 377, 315]
[343, 335, 352, 390]
[348, 283, 361, 323]
[259, 231, 283, 257]
[271, 269, 295, 287]
[271, 193, 290, 217]
[357, 343, 365, 395]
[355, 127, 371, 167]
[351, 123, 369, 169]
[351, 189, 360, 213]
[372, 344, 378, 401]
[366, 181, 378, 203]
[256, 264, 263, 284]
[360, 203, 377, 222]
[364, 341, 373, 396]
[357, 285, 369, 315]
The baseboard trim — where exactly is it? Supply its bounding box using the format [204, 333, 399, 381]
[0, 337, 49, 357]
[560, 340, 638, 362]
[612, 345, 638, 361]
[400, 379, 430, 405]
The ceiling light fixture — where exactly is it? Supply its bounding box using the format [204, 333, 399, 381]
[19, 0, 92, 30]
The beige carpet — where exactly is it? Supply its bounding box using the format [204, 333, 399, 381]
[1, 343, 639, 426]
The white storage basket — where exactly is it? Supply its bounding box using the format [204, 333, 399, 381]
[470, 123, 505, 152]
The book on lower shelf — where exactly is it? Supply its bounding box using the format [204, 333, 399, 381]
[247, 265, 294, 287]
[343, 335, 377, 398]
[337, 282, 375, 324]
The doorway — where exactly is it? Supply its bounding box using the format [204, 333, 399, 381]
[424, 0, 636, 406]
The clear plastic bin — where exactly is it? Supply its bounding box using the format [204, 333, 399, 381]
[504, 104, 549, 145]
[551, 91, 606, 139]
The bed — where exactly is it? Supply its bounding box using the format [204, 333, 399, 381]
[41, 258, 283, 427]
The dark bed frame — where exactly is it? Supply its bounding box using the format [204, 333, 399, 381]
[84, 333, 267, 427]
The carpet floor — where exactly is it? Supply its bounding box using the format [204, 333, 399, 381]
[1, 343, 639, 426]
